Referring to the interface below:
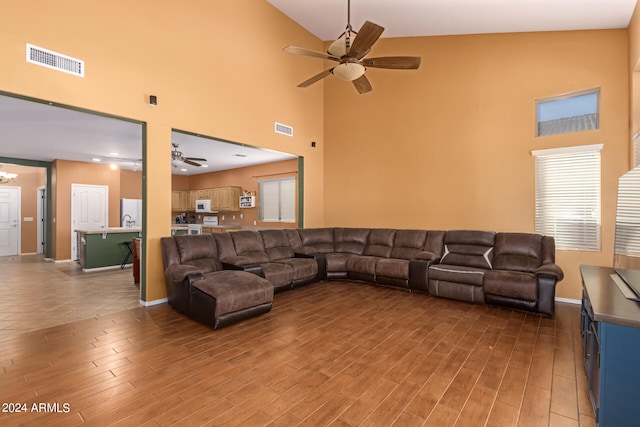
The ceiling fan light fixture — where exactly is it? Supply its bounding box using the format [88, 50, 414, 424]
[332, 62, 365, 81]
[327, 32, 353, 57]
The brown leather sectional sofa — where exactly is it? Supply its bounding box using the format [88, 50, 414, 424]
[160, 228, 564, 329]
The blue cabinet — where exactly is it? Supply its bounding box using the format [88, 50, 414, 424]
[581, 265, 640, 427]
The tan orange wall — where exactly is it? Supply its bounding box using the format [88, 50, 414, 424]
[0, 1, 325, 301]
[119, 170, 142, 199]
[1, 164, 45, 254]
[52, 160, 121, 260]
[187, 159, 299, 228]
[324, 30, 630, 300]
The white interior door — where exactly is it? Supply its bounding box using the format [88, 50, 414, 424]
[0, 187, 20, 257]
[71, 184, 108, 260]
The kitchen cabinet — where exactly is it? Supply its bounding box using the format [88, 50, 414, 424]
[181, 186, 242, 212]
[580, 265, 640, 426]
[218, 186, 242, 211]
[171, 191, 190, 211]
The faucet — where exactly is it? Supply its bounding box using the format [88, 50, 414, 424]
[122, 214, 133, 228]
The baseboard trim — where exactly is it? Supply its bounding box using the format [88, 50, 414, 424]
[140, 298, 168, 307]
[555, 297, 580, 305]
[82, 264, 131, 273]
[54, 259, 73, 263]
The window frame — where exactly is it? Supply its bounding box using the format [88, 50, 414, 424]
[258, 176, 296, 223]
[531, 144, 603, 251]
[535, 88, 600, 137]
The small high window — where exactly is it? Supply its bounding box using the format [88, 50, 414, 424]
[536, 89, 599, 137]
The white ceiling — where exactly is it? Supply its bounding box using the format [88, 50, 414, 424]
[0, 95, 296, 175]
[267, 0, 638, 40]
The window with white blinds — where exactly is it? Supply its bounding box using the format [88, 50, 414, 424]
[615, 167, 640, 256]
[532, 144, 602, 250]
[259, 177, 296, 222]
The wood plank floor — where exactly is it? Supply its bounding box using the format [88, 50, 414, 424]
[0, 256, 594, 426]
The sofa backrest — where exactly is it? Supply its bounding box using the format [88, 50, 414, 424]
[364, 229, 396, 258]
[229, 230, 270, 263]
[425, 231, 446, 256]
[334, 228, 370, 254]
[441, 230, 496, 269]
[296, 228, 335, 253]
[171, 234, 222, 273]
[493, 233, 547, 273]
[391, 230, 427, 260]
[261, 229, 295, 261]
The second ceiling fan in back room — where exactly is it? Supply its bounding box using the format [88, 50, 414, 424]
[283, 0, 421, 94]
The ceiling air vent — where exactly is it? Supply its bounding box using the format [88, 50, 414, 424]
[275, 122, 293, 137]
[26, 44, 84, 77]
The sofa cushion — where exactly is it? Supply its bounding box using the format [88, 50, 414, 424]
[493, 233, 543, 273]
[174, 234, 222, 273]
[391, 230, 427, 260]
[376, 258, 410, 279]
[297, 228, 335, 253]
[429, 264, 487, 286]
[440, 230, 495, 269]
[326, 253, 357, 273]
[364, 229, 395, 258]
[261, 229, 295, 261]
[191, 270, 273, 316]
[260, 262, 294, 288]
[275, 258, 318, 280]
[346, 256, 379, 275]
[484, 270, 538, 301]
[230, 230, 270, 263]
[334, 228, 370, 254]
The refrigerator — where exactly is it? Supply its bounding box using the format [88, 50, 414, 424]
[120, 198, 143, 227]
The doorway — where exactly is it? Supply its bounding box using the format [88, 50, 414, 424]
[71, 184, 109, 261]
[0, 186, 20, 256]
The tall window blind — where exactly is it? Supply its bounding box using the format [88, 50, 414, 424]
[259, 177, 296, 222]
[532, 144, 602, 250]
[615, 167, 640, 256]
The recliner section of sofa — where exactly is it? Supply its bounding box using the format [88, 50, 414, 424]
[160, 227, 564, 329]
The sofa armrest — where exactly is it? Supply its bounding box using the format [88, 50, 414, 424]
[536, 263, 564, 281]
[165, 264, 204, 285]
[296, 246, 320, 256]
[221, 262, 263, 276]
[408, 259, 438, 292]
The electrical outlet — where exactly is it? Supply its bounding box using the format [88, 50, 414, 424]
[240, 213, 243, 219]
[233, 215, 236, 220]
[253, 220, 257, 225]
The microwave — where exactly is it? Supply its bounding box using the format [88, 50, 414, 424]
[195, 199, 211, 213]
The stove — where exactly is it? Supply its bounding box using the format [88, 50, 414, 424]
[202, 215, 219, 226]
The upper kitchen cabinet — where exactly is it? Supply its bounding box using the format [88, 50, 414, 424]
[171, 190, 190, 211]
[218, 186, 242, 211]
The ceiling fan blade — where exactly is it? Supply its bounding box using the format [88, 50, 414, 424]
[361, 56, 422, 70]
[352, 74, 373, 94]
[349, 21, 384, 60]
[298, 68, 334, 88]
[283, 46, 340, 62]
[183, 159, 202, 167]
[185, 157, 206, 162]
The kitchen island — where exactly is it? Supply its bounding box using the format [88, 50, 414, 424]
[76, 228, 142, 271]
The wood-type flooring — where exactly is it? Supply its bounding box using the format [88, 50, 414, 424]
[0, 255, 594, 426]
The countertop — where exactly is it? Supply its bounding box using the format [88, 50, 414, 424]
[580, 264, 640, 328]
[75, 227, 141, 234]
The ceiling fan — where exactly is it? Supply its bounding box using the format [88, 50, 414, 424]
[171, 143, 206, 167]
[283, 0, 421, 94]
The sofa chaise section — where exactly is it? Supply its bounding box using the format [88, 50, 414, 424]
[161, 234, 274, 329]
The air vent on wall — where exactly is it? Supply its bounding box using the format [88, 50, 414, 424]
[275, 122, 293, 137]
[26, 44, 84, 77]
